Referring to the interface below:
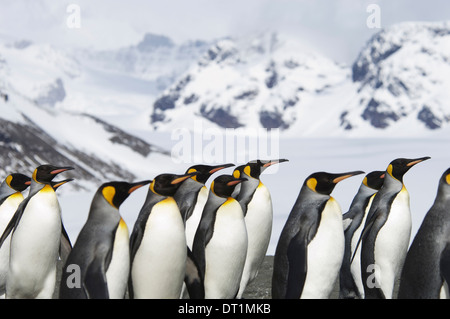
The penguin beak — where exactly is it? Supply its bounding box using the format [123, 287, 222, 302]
[406, 156, 431, 167]
[332, 171, 365, 184]
[209, 163, 235, 174]
[25, 180, 31, 186]
[227, 178, 247, 187]
[50, 166, 74, 175]
[171, 172, 198, 185]
[262, 159, 289, 168]
[128, 180, 152, 194]
[52, 178, 74, 190]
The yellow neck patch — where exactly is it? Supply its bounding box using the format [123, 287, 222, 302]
[233, 170, 240, 178]
[362, 177, 368, 187]
[187, 168, 197, 181]
[244, 165, 251, 178]
[446, 174, 450, 185]
[42, 184, 54, 193]
[210, 181, 216, 195]
[306, 178, 317, 192]
[32, 169, 40, 184]
[102, 186, 116, 207]
[387, 164, 394, 178]
[5, 175, 13, 187]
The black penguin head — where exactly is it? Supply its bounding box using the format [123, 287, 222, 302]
[5, 173, 31, 192]
[211, 175, 247, 198]
[32, 164, 74, 184]
[386, 157, 430, 182]
[51, 178, 74, 191]
[305, 171, 365, 195]
[233, 159, 288, 179]
[150, 172, 198, 196]
[363, 171, 385, 190]
[100, 180, 151, 209]
[185, 163, 234, 184]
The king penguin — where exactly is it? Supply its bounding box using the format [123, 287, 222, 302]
[398, 167, 450, 299]
[59, 180, 150, 299]
[272, 170, 364, 299]
[129, 172, 196, 299]
[233, 159, 288, 299]
[173, 163, 234, 299]
[0, 173, 31, 297]
[356, 157, 430, 299]
[174, 163, 234, 250]
[1, 164, 73, 299]
[192, 174, 248, 299]
[339, 170, 385, 299]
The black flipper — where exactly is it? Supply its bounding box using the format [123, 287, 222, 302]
[59, 221, 72, 264]
[184, 246, 204, 299]
[83, 251, 109, 299]
[440, 243, 450, 287]
[285, 230, 308, 299]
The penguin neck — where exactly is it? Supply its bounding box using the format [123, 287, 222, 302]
[236, 173, 260, 213]
[349, 184, 378, 209]
[208, 188, 228, 208]
[383, 172, 404, 193]
[29, 180, 48, 197]
[173, 178, 203, 202]
[88, 192, 121, 224]
[293, 185, 330, 208]
[0, 181, 16, 202]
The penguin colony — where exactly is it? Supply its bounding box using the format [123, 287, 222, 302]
[0, 156, 449, 299]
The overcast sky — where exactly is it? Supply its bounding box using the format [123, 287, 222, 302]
[0, 0, 449, 63]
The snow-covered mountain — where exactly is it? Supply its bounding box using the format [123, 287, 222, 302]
[150, 22, 450, 137]
[341, 21, 450, 134]
[150, 32, 349, 133]
[0, 40, 171, 191]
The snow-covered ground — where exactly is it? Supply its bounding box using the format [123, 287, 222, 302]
[59, 133, 450, 256]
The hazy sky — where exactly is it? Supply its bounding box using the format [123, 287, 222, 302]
[1, 0, 449, 63]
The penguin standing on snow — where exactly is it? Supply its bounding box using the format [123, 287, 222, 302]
[129, 172, 197, 299]
[339, 171, 385, 299]
[233, 159, 288, 299]
[59, 180, 150, 299]
[0, 164, 73, 299]
[272, 170, 364, 299]
[398, 167, 450, 299]
[0, 173, 31, 296]
[356, 157, 430, 299]
[192, 174, 248, 299]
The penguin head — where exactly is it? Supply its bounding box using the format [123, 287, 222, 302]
[32, 164, 74, 184]
[363, 171, 385, 190]
[233, 159, 288, 180]
[100, 180, 151, 209]
[150, 172, 198, 196]
[185, 163, 234, 184]
[5, 173, 31, 192]
[386, 157, 431, 182]
[305, 171, 365, 195]
[210, 175, 247, 198]
[51, 178, 74, 191]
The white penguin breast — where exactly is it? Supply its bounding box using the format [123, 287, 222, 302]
[131, 197, 187, 298]
[301, 197, 344, 299]
[185, 186, 208, 250]
[106, 218, 130, 299]
[373, 187, 411, 299]
[7, 188, 61, 298]
[0, 194, 24, 288]
[240, 184, 272, 281]
[204, 198, 248, 299]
